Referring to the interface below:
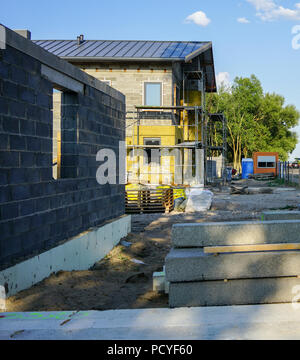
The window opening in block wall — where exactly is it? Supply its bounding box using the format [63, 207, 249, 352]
[52, 88, 62, 180]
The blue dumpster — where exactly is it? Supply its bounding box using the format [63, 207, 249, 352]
[242, 158, 254, 179]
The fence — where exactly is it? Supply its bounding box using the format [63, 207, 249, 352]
[277, 162, 300, 185]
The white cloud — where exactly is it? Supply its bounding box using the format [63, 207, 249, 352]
[237, 17, 251, 23]
[216, 72, 231, 89]
[184, 11, 211, 27]
[247, 0, 300, 21]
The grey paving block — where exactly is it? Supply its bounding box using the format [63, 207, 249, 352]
[166, 248, 300, 282]
[172, 220, 300, 248]
[169, 277, 300, 307]
[262, 211, 300, 221]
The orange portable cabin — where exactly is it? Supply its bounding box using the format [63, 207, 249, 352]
[253, 152, 279, 176]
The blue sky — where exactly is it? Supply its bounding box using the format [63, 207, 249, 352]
[2, 0, 300, 159]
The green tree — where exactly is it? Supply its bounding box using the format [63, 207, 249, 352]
[207, 75, 299, 172]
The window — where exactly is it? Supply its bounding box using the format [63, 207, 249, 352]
[144, 83, 162, 107]
[257, 156, 276, 169]
[258, 162, 275, 168]
[144, 138, 161, 164]
[52, 89, 78, 180]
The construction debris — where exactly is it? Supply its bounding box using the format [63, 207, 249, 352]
[230, 185, 248, 194]
[185, 189, 214, 213]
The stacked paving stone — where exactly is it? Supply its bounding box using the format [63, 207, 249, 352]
[166, 218, 300, 308]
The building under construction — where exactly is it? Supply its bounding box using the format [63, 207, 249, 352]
[35, 37, 227, 185]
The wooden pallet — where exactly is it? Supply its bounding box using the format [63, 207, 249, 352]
[125, 189, 174, 214]
[248, 173, 275, 180]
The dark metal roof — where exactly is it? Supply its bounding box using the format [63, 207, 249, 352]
[33, 39, 217, 92]
[33, 40, 211, 61]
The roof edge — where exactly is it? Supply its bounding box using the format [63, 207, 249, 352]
[185, 42, 212, 63]
[62, 57, 184, 63]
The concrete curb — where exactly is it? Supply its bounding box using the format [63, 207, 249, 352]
[169, 277, 300, 308]
[166, 248, 300, 282]
[262, 211, 300, 221]
[172, 220, 300, 248]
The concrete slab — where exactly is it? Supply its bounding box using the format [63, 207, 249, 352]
[166, 248, 300, 282]
[2, 304, 300, 339]
[169, 277, 300, 308]
[262, 211, 300, 221]
[172, 220, 300, 248]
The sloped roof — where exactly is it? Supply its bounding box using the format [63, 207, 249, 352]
[33, 39, 216, 92]
[33, 40, 211, 61]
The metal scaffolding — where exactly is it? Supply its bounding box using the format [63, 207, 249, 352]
[206, 113, 228, 183]
[125, 70, 227, 186]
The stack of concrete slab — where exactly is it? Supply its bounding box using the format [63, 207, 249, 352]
[165, 218, 300, 308]
[261, 211, 300, 221]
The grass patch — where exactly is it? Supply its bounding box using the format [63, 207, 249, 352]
[268, 178, 299, 188]
[269, 205, 298, 211]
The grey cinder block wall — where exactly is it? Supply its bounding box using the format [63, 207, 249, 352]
[0, 25, 126, 270]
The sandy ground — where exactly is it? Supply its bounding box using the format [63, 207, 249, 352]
[5, 179, 300, 312]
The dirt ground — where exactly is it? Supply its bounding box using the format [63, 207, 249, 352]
[5, 179, 300, 312]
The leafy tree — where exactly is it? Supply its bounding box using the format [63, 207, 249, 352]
[207, 75, 299, 172]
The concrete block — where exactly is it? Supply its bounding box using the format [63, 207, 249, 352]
[10, 66, 27, 86]
[20, 152, 35, 167]
[153, 271, 166, 292]
[3, 81, 18, 100]
[26, 136, 41, 152]
[169, 277, 300, 308]
[1, 203, 19, 220]
[20, 88, 36, 104]
[0, 151, 20, 168]
[172, 220, 300, 248]
[10, 168, 27, 184]
[14, 29, 31, 40]
[10, 135, 26, 151]
[0, 62, 9, 80]
[0, 171, 8, 186]
[166, 248, 300, 282]
[153, 268, 170, 294]
[262, 211, 300, 221]
[19, 200, 35, 216]
[36, 93, 51, 109]
[0, 186, 11, 203]
[0, 135, 9, 151]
